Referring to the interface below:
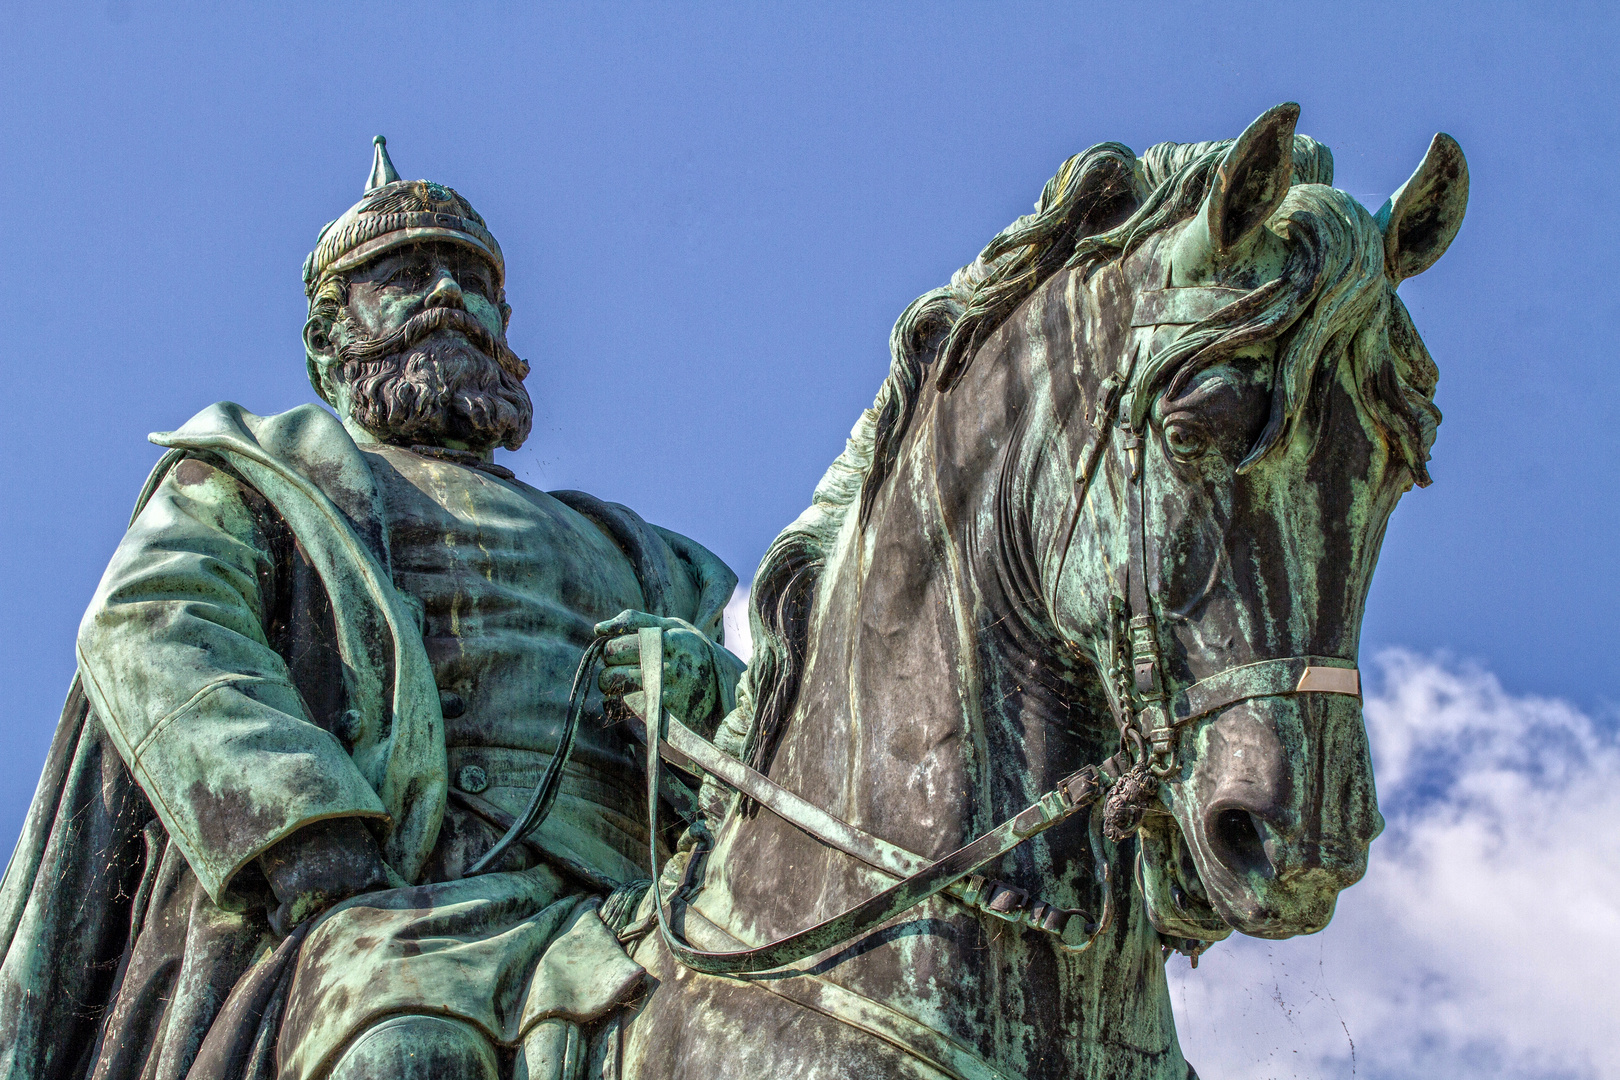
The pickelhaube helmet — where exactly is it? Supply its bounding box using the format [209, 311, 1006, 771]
[302, 137, 504, 297]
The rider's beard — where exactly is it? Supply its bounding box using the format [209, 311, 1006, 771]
[333, 307, 533, 453]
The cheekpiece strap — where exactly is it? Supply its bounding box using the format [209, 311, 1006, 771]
[1110, 416, 1362, 779]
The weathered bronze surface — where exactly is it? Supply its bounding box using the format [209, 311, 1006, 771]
[0, 106, 1467, 1080]
[615, 104, 1465, 1078]
[0, 137, 745, 1080]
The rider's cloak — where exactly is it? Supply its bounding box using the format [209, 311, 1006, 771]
[0, 402, 738, 1080]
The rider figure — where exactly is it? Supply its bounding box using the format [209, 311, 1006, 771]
[0, 137, 742, 1080]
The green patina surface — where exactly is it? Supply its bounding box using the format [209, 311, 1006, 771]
[0, 114, 1467, 1080]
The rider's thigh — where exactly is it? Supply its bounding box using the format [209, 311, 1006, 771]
[325, 1013, 500, 1080]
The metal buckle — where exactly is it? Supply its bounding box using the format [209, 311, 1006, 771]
[1059, 767, 1101, 808]
[984, 883, 1029, 918]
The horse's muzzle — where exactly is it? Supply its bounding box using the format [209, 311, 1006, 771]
[1176, 692, 1383, 938]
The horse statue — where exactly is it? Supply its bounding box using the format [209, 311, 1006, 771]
[613, 103, 1467, 1079]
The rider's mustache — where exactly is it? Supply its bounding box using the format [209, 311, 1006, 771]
[339, 305, 529, 380]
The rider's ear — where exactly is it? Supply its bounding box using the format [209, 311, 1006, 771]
[303, 315, 337, 360]
[1374, 133, 1469, 283]
[1173, 102, 1299, 274]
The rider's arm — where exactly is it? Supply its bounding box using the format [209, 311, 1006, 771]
[76, 456, 389, 908]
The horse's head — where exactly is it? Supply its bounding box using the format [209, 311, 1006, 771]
[1038, 105, 1467, 941]
[738, 102, 1465, 963]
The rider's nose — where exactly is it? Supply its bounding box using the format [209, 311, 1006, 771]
[424, 268, 464, 309]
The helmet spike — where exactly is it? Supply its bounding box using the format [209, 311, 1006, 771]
[366, 135, 401, 193]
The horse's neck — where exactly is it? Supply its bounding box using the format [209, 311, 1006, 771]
[761, 262, 1134, 841]
[695, 275, 1184, 1077]
[759, 436, 984, 853]
[769, 277, 1118, 856]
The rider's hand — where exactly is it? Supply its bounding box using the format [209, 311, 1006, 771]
[259, 817, 392, 935]
[596, 610, 729, 735]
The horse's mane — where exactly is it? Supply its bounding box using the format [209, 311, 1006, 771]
[735, 132, 1439, 775]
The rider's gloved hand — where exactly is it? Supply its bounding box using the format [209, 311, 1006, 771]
[595, 610, 743, 739]
[259, 817, 392, 936]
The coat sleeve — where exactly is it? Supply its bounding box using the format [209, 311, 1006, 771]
[649, 524, 739, 646]
[75, 456, 387, 905]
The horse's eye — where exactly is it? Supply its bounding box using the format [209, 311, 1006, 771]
[1163, 420, 1209, 461]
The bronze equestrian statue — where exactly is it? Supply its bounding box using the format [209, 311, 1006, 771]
[0, 103, 1467, 1079]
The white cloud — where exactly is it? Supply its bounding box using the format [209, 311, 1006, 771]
[722, 584, 752, 663]
[1170, 651, 1620, 1079]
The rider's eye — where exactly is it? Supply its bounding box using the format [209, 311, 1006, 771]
[384, 268, 421, 289]
[1163, 420, 1209, 461]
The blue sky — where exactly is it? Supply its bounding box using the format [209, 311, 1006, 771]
[2, 3, 1616, 1076]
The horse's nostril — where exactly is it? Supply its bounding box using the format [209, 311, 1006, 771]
[1213, 808, 1271, 876]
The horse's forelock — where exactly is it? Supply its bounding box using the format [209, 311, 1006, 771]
[1100, 175, 1437, 492]
[1131, 183, 1439, 483]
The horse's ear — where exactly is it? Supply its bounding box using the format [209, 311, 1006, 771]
[1177, 103, 1299, 271]
[1374, 133, 1469, 283]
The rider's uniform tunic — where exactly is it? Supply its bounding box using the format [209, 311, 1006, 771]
[72, 407, 739, 1079]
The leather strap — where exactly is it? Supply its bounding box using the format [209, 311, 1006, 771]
[666, 901, 1024, 1080]
[640, 627, 1101, 976]
[1169, 655, 1359, 725]
[661, 706, 931, 881]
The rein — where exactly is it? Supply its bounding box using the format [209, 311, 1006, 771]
[637, 626, 1115, 975]
[465, 636, 606, 875]
[472, 629, 1116, 975]
[472, 285, 1362, 978]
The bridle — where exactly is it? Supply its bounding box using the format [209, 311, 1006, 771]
[1071, 282, 1362, 835]
[472, 285, 1362, 979]
[1089, 410, 1362, 838]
